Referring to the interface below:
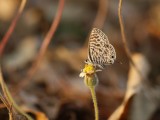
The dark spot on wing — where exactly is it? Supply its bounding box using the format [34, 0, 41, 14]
[97, 39, 100, 42]
[99, 49, 102, 52]
[96, 43, 100, 47]
[106, 44, 109, 48]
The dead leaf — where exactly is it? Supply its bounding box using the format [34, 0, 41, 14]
[108, 53, 151, 120]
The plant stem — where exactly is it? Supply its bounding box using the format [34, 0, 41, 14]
[4, 84, 33, 120]
[118, 0, 145, 80]
[89, 86, 99, 120]
[14, 0, 65, 94]
[0, 0, 27, 56]
[0, 71, 33, 120]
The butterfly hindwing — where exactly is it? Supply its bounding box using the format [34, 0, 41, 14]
[88, 28, 116, 68]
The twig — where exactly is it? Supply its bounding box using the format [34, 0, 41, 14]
[0, 93, 13, 120]
[4, 84, 33, 120]
[93, 0, 108, 29]
[0, 69, 33, 120]
[118, 0, 145, 80]
[15, 0, 65, 93]
[0, 0, 27, 56]
[83, 0, 108, 49]
[118, 0, 133, 65]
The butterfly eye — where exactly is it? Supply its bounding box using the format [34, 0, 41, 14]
[84, 59, 88, 63]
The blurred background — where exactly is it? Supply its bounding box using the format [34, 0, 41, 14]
[0, 0, 160, 120]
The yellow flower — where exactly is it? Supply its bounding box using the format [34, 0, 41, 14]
[79, 63, 96, 78]
[83, 63, 95, 74]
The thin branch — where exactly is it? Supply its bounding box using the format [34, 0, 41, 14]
[118, 0, 145, 80]
[28, 0, 65, 75]
[118, 0, 133, 64]
[93, 0, 108, 29]
[15, 0, 65, 93]
[83, 0, 108, 49]
[0, 69, 33, 120]
[4, 84, 33, 120]
[0, 0, 27, 56]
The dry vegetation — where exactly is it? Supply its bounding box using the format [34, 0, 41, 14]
[0, 0, 160, 120]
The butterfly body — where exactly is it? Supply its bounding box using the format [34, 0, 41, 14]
[87, 28, 116, 69]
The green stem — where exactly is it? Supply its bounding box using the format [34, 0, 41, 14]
[89, 86, 99, 120]
[0, 71, 33, 120]
[4, 84, 33, 120]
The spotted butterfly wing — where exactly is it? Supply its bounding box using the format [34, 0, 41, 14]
[87, 28, 116, 69]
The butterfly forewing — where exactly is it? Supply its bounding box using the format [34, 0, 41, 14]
[88, 28, 116, 68]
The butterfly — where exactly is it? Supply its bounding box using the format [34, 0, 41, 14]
[85, 28, 116, 69]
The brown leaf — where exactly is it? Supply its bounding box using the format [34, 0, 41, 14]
[108, 53, 151, 120]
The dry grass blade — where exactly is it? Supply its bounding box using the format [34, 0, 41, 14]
[0, 68, 33, 120]
[83, 0, 108, 49]
[14, 0, 65, 93]
[0, 93, 14, 120]
[118, 0, 146, 81]
[92, 0, 108, 29]
[0, 0, 27, 56]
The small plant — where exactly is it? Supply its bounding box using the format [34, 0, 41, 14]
[80, 28, 116, 120]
